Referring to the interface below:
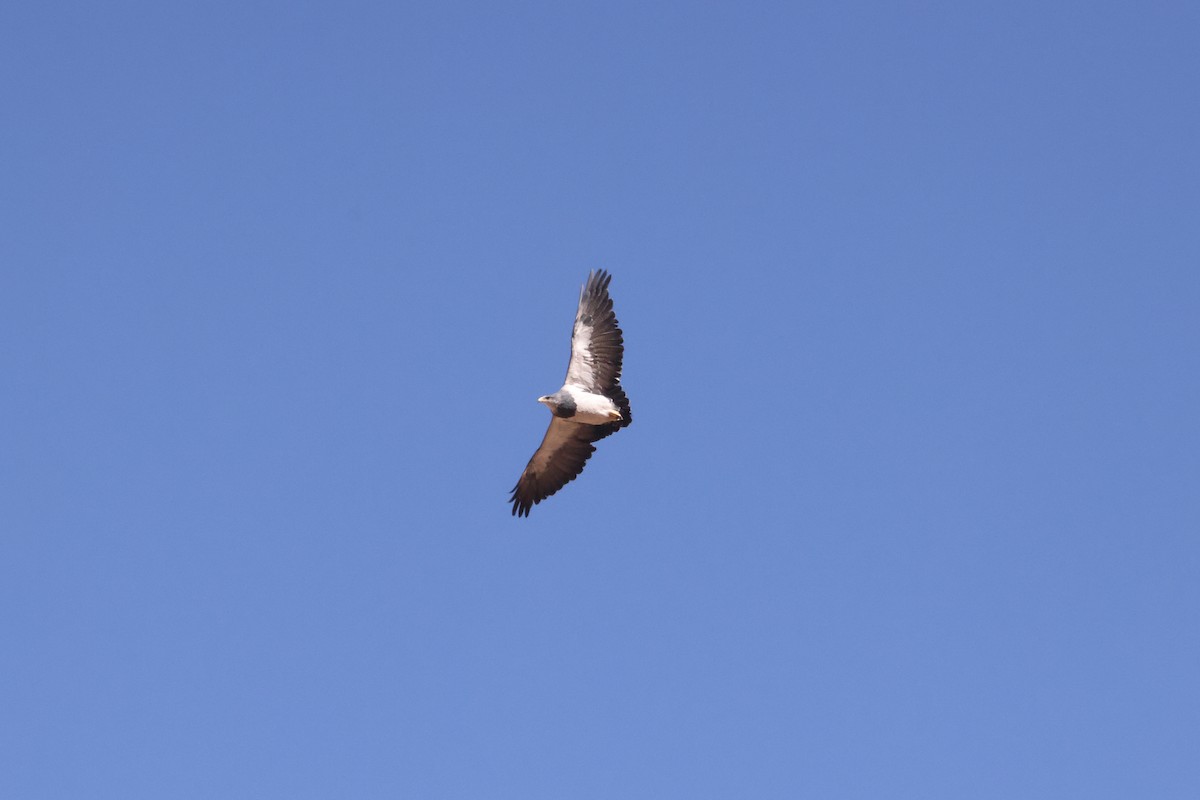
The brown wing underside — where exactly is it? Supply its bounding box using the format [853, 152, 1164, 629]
[509, 417, 623, 517]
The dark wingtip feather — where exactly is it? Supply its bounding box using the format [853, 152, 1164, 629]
[509, 483, 533, 517]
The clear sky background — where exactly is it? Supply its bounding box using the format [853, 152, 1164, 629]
[3, 2, 1198, 797]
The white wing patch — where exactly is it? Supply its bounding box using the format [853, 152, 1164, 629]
[565, 308, 599, 389]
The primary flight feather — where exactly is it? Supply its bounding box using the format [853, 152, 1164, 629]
[509, 270, 633, 517]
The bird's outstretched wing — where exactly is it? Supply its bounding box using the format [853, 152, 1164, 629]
[509, 418, 612, 517]
[564, 270, 625, 394]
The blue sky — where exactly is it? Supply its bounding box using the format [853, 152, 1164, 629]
[3, 1, 1198, 797]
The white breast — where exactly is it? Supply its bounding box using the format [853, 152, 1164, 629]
[565, 387, 619, 424]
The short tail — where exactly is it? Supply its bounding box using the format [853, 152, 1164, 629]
[591, 385, 632, 442]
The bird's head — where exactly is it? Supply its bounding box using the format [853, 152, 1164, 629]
[537, 390, 577, 418]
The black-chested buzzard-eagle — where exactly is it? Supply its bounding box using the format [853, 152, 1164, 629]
[509, 270, 632, 517]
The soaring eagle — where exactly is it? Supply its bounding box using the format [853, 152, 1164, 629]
[510, 270, 633, 517]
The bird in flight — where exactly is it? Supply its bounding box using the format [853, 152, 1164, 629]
[510, 270, 633, 517]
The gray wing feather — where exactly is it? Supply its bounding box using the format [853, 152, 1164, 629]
[564, 270, 625, 394]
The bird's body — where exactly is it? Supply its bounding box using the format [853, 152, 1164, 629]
[510, 270, 632, 517]
[539, 387, 623, 424]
